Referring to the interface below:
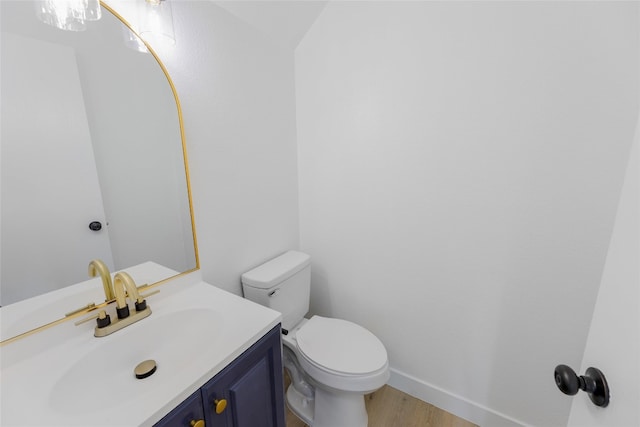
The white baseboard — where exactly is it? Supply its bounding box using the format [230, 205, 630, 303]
[387, 368, 530, 427]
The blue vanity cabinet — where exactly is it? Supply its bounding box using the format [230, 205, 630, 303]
[154, 390, 205, 427]
[201, 324, 285, 427]
[154, 324, 285, 427]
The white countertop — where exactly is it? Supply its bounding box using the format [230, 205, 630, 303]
[0, 269, 282, 426]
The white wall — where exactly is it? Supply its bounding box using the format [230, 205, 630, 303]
[296, 2, 639, 426]
[113, 0, 300, 294]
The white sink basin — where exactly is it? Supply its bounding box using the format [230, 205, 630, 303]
[50, 308, 223, 415]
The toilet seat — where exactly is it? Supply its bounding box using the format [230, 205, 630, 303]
[294, 316, 389, 392]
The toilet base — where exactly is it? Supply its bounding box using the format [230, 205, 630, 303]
[286, 384, 315, 425]
[314, 387, 369, 427]
[287, 383, 368, 427]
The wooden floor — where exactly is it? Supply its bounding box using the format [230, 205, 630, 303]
[284, 374, 477, 427]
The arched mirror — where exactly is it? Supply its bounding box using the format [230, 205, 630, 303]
[0, 1, 198, 342]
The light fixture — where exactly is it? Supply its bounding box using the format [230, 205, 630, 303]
[138, 0, 176, 47]
[35, 0, 102, 32]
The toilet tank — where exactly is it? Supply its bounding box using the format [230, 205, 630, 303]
[241, 251, 311, 331]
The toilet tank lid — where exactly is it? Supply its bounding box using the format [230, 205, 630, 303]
[241, 251, 310, 289]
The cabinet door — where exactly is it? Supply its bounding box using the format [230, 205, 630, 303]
[202, 325, 285, 427]
[154, 390, 205, 427]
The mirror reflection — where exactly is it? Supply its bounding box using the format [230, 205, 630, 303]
[0, 2, 197, 311]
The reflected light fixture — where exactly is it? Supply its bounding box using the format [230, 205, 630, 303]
[138, 0, 176, 47]
[35, 0, 101, 32]
[123, 24, 149, 53]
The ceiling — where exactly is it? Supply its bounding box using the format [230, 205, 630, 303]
[213, 1, 329, 49]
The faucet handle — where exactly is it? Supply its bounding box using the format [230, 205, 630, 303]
[116, 305, 131, 319]
[135, 289, 160, 311]
[135, 298, 147, 312]
[96, 310, 111, 328]
[74, 309, 111, 328]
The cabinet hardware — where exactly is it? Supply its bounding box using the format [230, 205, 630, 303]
[213, 398, 227, 414]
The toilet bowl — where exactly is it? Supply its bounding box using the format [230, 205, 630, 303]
[241, 251, 389, 427]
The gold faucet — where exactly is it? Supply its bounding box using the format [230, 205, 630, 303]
[94, 272, 152, 337]
[88, 259, 115, 302]
[113, 272, 147, 319]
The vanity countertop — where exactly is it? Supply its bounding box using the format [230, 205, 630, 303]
[0, 271, 282, 426]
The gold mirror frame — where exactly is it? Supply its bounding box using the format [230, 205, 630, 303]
[0, 1, 199, 346]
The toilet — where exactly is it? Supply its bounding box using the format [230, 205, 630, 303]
[241, 251, 389, 427]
